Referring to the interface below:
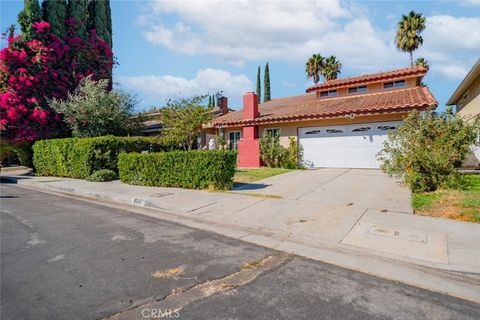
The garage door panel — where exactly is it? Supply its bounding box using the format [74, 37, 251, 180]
[299, 121, 402, 169]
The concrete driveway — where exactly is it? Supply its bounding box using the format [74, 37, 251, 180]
[233, 168, 412, 214]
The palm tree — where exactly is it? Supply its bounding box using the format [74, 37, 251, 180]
[415, 57, 429, 70]
[305, 54, 325, 84]
[322, 55, 342, 81]
[395, 10, 426, 66]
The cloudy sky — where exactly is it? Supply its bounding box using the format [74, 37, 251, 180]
[2, 0, 480, 111]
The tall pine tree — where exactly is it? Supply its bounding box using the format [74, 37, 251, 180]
[67, 0, 89, 39]
[208, 96, 212, 107]
[42, 0, 67, 38]
[256, 65, 261, 104]
[264, 62, 271, 102]
[17, 0, 42, 39]
[87, 0, 112, 47]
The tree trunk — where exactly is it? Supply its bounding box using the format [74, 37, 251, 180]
[410, 51, 413, 66]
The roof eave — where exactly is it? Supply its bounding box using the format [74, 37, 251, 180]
[211, 104, 434, 128]
[446, 59, 480, 105]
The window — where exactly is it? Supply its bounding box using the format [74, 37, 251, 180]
[384, 80, 406, 89]
[348, 85, 368, 94]
[228, 131, 241, 150]
[352, 126, 371, 132]
[320, 90, 337, 97]
[378, 125, 396, 131]
[265, 128, 280, 137]
[326, 128, 343, 134]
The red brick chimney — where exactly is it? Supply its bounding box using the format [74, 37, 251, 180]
[219, 96, 228, 115]
[242, 92, 258, 120]
[238, 92, 261, 168]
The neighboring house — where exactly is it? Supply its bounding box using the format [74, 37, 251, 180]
[140, 109, 163, 136]
[206, 66, 437, 168]
[447, 59, 480, 168]
[139, 97, 232, 139]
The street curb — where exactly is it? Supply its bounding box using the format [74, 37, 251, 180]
[3, 175, 480, 304]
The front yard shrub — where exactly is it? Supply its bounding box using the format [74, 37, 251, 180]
[33, 136, 166, 178]
[85, 169, 117, 182]
[118, 150, 237, 190]
[0, 141, 33, 167]
[378, 110, 479, 192]
[260, 133, 302, 168]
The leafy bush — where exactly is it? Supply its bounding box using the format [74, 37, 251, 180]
[85, 169, 117, 182]
[378, 110, 479, 192]
[159, 96, 213, 150]
[118, 150, 237, 190]
[33, 136, 166, 178]
[49, 77, 142, 138]
[285, 137, 303, 169]
[0, 141, 33, 167]
[260, 132, 301, 168]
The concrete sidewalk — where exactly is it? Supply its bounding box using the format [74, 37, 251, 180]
[2, 169, 480, 303]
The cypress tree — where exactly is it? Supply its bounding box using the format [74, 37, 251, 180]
[256, 66, 261, 104]
[208, 96, 212, 107]
[87, 0, 112, 47]
[17, 0, 42, 39]
[67, 0, 89, 39]
[264, 62, 271, 102]
[42, 0, 67, 38]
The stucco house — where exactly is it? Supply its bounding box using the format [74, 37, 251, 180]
[447, 59, 480, 168]
[206, 66, 437, 168]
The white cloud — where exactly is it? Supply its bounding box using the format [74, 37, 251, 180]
[140, 0, 403, 69]
[461, 0, 480, 6]
[418, 15, 480, 79]
[138, 1, 480, 82]
[117, 68, 253, 105]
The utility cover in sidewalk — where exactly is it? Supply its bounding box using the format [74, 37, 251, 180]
[367, 225, 428, 243]
[341, 222, 448, 263]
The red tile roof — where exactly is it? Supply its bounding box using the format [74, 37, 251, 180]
[209, 86, 437, 128]
[305, 66, 427, 93]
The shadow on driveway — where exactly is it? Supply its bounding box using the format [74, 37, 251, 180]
[233, 182, 270, 190]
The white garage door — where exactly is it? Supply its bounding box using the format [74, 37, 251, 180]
[299, 121, 402, 168]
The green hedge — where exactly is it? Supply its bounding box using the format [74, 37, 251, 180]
[33, 136, 166, 178]
[118, 150, 237, 190]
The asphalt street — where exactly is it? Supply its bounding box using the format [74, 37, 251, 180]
[1, 183, 479, 320]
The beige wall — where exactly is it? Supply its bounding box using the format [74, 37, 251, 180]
[315, 77, 418, 98]
[256, 113, 407, 147]
[457, 76, 480, 122]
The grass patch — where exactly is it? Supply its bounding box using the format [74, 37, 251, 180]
[412, 192, 442, 210]
[241, 259, 263, 270]
[461, 174, 480, 191]
[413, 174, 480, 223]
[234, 168, 293, 184]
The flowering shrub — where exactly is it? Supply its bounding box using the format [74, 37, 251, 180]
[0, 21, 113, 145]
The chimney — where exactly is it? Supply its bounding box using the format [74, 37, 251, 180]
[243, 92, 258, 120]
[219, 96, 228, 115]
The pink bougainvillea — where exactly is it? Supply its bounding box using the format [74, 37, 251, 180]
[0, 21, 114, 144]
